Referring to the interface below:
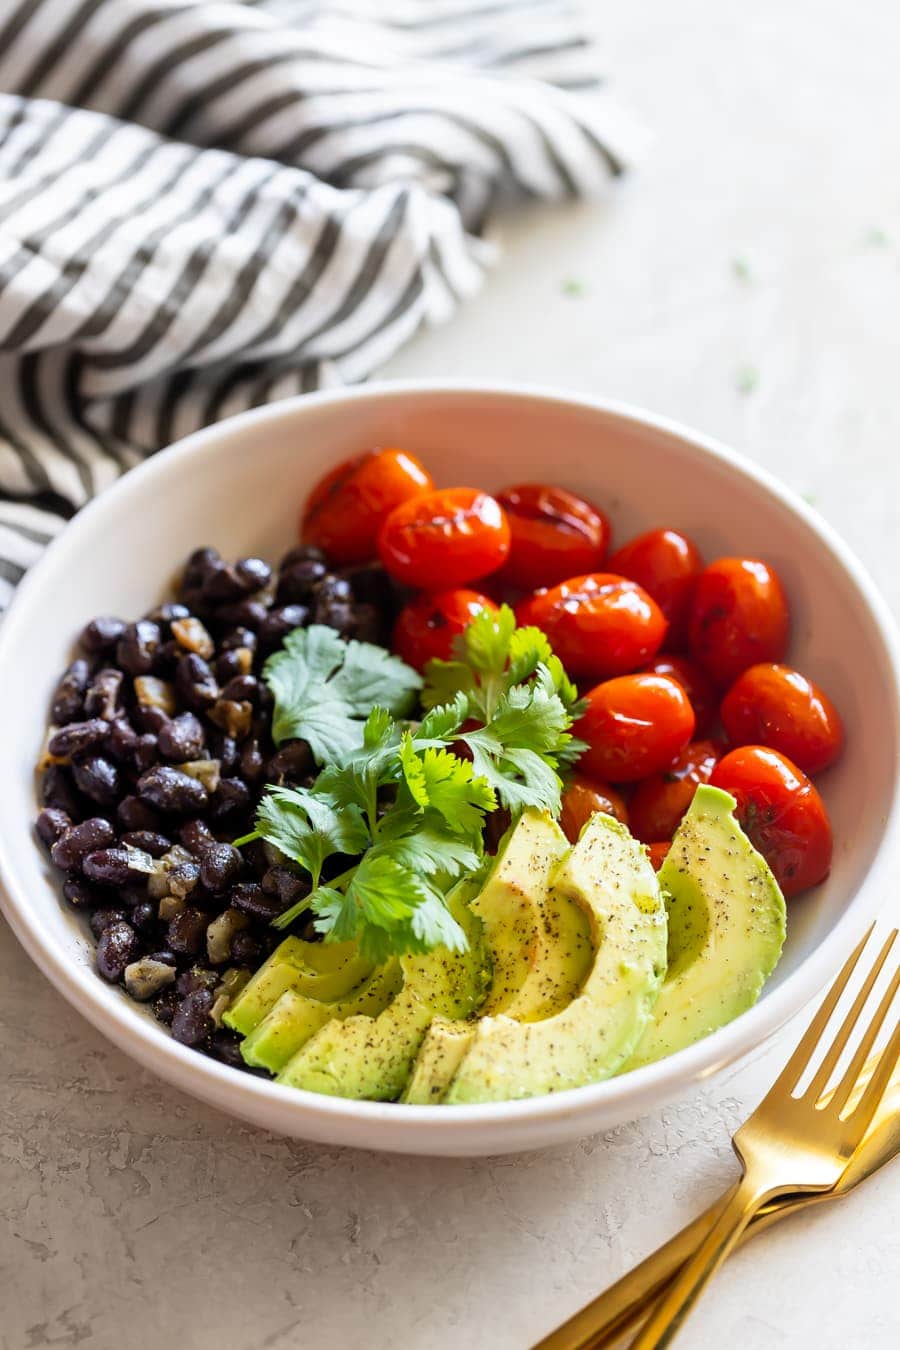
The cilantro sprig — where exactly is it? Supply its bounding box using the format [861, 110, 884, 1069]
[239, 607, 585, 960]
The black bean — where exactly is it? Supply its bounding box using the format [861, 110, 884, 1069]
[175, 652, 219, 710]
[238, 739, 265, 784]
[151, 638, 181, 677]
[206, 777, 251, 823]
[275, 559, 327, 605]
[205, 727, 238, 772]
[214, 598, 269, 631]
[220, 675, 259, 706]
[351, 603, 386, 645]
[230, 881, 283, 921]
[166, 907, 208, 955]
[145, 601, 190, 626]
[36, 807, 71, 847]
[199, 842, 241, 894]
[266, 740, 313, 784]
[131, 734, 159, 774]
[90, 907, 128, 940]
[341, 562, 396, 611]
[175, 967, 218, 996]
[179, 818, 216, 855]
[202, 559, 248, 603]
[51, 817, 115, 871]
[241, 839, 271, 879]
[171, 988, 214, 1045]
[52, 658, 91, 724]
[215, 649, 246, 682]
[62, 875, 103, 909]
[84, 668, 124, 720]
[259, 604, 309, 648]
[120, 830, 171, 858]
[167, 861, 200, 898]
[116, 620, 161, 676]
[152, 987, 180, 1025]
[83, 847, 145, 886]
[132, 704, 170, 735]
[208, 1030, 246, 1070]
[105, 718, 137, 764]
[79, 616, 126, 653]
[279, 545, 327, 570]
[42, 764, 82, 818]
[220, 626, 258, 654]
[137, 765, 209, 813]
[131, 900, 159, 933]
[72, 754, 120, 806]
[145, 949, 178, 967]
[96, 921, 139, 982]
[315, 602, 354, 635]
[261, 865, 311, 909]
[315, 575, 353, 605]
[230, 931, 262, 965]
[235, 557, 271, 593]
[181, 547, 221, 593]
[117, 795, 161, 833]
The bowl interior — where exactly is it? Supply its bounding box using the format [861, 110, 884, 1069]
[1, 384, 897, 1152]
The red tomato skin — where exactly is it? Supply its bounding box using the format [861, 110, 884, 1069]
[574, 674, 696, 783]
[720, 663, 844, 775]
[647, 841, 671, 871]
[516, 573, 667, 681]
[608, 528, 702, 650]
[392, 589, 498, 672]
[301, 447, 433, 565]
[560, 774, 629, 843]
[688, 557, 790, 687]
[710, 745, 833, 897]
[378, 488, 511, 589]
[495, 484, 610, 590]
[642, 653, 718, 737]
[628, 739, 723, 843]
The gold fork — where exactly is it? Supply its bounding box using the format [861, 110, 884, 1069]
[629, 925, 900, 1347]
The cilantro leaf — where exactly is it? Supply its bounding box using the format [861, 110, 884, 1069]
[399, 735, 496, 835]
[264, 625, 421, 764]
[374, 807, 482, 877]
[251, 785, 369, 887]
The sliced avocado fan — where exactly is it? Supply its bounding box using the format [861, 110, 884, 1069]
[402, 1018, 477, 1104]
[277, 881, 490, 1100]
[622, 784, 786, 1072]
[223, 936, 373, 1037]
[444, 814, 668, 1103]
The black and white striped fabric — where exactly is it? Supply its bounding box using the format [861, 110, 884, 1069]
[0, 0, 639, 606]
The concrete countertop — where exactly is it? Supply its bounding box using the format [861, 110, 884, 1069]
[2, 3, 898, 1347]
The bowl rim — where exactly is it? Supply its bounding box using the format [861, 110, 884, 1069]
[2, 377, 898, 1138]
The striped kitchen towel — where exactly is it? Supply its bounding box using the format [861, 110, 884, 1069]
[0, 0, 641, 605]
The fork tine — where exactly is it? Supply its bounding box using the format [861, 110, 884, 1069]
[768, 925, 875, 1097]
[828, 962, 900, 1120]
[804, 930, 897, 1102]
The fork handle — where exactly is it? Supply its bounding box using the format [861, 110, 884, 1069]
[628, 1174, 779, 1348]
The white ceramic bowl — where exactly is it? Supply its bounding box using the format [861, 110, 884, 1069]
[1, 382, 898, 1156]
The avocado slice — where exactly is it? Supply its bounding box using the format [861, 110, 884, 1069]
[445, 814, 668, 1103]
[240, 960, 403, 1073]
[223, 936, 373, 1036]
[623, 785, 786, 1071]
[474, 809, 592, 1021]
[277, 883, 490, 1100]
[401, 1018, 477, 1104]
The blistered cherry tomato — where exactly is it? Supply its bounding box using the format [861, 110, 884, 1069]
[641, 653, 718, 738]
[516, 574, 667, 681]
[720, 663, 844, 775]
[647, 841, 671, 871]
[301, 447, 433, 565]
[574, 674, 695, 783]
[629, 739, 722, 843]
[378, 488, 510, 590]
[392, 589, 498, 672]
[560, 774, 629, 843]
[608, 528, 702, 649]
[496, 484, 610, 590]
[688, 557, 789, 687]
[710, 745, 832, 896]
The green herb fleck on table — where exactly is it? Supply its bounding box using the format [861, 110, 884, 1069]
[561, 277, 586, 297]
[736, 363, 760, 395]
[731, 256, 754, 284]
[864, 227, 889, 248]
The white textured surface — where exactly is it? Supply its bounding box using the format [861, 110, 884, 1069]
[3, 3, 900, 1347]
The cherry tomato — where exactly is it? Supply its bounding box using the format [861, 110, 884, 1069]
[378, 487, 510, 590]
[647, 841, 671, 871]
[495, 483, 610, 590]
[301, 447, 433, 565]
[720, 663, 844, 775]
[516, 574, 667, 681]
[710, 745, 833, 896]
[574, 674, 695, 783]
[392, 589, 498, 672]
[560, 774, 629, 843]
[628, 739, 722, 843]
[688, 557, 789, 687]
[608, 528, 702, 649]
[641, 653, 718, 737]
